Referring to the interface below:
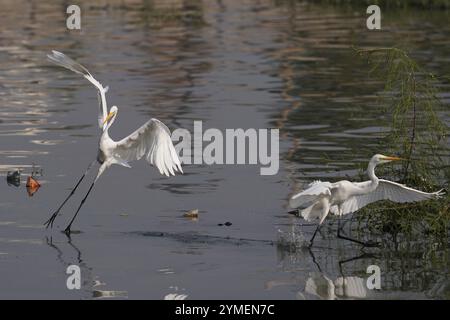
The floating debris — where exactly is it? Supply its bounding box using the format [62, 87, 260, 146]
[26, 176, 40, 188]
[164, 293, 188, 300]
[218, 221, 232, 227]
[92, 290, 128, 299]
[183, 209, 199, 219]
[26, 176, 41, 197]
[6, 170, 21, 187]
[5, 165, 43, 190]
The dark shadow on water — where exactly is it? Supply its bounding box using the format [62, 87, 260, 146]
[129, 230, 275, 246]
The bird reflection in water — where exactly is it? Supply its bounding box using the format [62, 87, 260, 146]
[303, 253, 374, 300]
[45, 235, 127, 299]
[269, 227, 379, 300]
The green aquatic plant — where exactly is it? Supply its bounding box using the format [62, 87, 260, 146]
[354, 47, 449, 243]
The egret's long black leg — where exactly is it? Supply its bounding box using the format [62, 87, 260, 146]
[337, 216, 379, 247]
[308, 224, 321, 247]
[44, 160, 96, 229]
[64, 179, 96, 234]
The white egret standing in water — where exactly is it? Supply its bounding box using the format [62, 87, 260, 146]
[289, 154, 444, 247]
[44, 51, 182, 234]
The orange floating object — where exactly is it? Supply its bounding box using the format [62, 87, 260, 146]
[26, 176, 40, 188]
[26, 176, 41, 197]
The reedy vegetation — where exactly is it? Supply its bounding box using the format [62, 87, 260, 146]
[354, 47, 449, 243]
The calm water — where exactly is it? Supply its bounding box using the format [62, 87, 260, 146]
[0, 0, 449, 299]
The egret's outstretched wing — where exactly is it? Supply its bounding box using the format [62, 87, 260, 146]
[336, 179, 444, 215]
[47, 50, 108, 129]
[289, 180, 333, 208]
[113, 119, 183, 177]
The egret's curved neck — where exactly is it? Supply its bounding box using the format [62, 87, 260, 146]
[102, 114, 116, 139]
[366, 160, 379, 191]
[102, 126, 110, 140]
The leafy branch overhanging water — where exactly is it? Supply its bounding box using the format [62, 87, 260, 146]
[353, 47, 449, 243]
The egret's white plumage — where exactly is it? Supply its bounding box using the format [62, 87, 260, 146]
[48, 50, 108, 130]
[289, 154, 444, 245]
[289, 180, 333, 208]
[328, 179, 441, 216]
[45, 51, 182, 233]
[99, 106, 182, 178]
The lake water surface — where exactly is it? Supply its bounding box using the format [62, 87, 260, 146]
[0, 0, 449, 299]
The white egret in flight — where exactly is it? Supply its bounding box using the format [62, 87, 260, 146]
[289, 154, 444, 247]
[44, 51, 182, 234]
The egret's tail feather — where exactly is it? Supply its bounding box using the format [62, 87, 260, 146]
[47, 50, 91, 77]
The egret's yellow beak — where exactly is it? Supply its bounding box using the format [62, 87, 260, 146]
[383, 156, 403, 161]
[103, 111, 116, 125]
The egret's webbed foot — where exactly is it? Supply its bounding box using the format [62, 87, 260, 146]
[44, 211, 60, 229]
